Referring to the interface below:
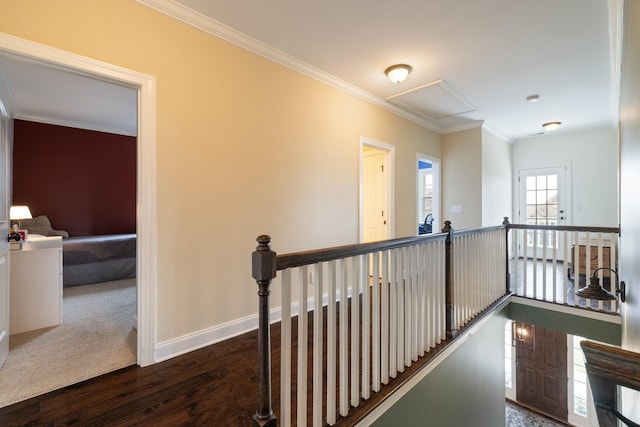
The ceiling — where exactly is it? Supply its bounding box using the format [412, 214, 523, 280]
[0, 54, 138, 137]
[0, 0, 620, 141]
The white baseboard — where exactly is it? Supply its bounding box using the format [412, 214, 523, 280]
[154, 288, 351, 362]
[154, 310, 264, 362]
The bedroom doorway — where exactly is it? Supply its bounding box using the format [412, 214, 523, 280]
[0, 35, 156, 404]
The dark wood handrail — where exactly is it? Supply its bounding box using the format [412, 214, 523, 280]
[506, 223, 620, 234]
[276, 232, 448, 270]
[450, 224, 505, 238]
[276, 223, 515, 271]
[581, 340, 640, 427]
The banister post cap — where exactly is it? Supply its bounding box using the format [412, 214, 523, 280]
[252, 235, 277, 282]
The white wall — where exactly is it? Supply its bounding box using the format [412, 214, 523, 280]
[481, 126, 512, 227]
[512, 126, 618, 227]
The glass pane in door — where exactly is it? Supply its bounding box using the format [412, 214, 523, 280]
[526, 174, 559, 226]
[522, 170, 564, 255]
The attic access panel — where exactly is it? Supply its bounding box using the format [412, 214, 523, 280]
[386, 79, 478, 120]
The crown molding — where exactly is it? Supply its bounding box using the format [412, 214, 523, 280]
[439, 119, 485, 135]
[481, 121, 513, 144]
[136, 0, 442, 134]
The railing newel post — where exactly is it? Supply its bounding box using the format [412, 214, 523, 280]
[252, 235, 277, 427]
[443, 220, 458, 338]
[503, 217, 511, 295]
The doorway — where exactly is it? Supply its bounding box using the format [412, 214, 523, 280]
[518, 166, 569, 260]
[360, 138, 394, 243]
[417, 155, 440, 235]
[0, 34, 156, 395]
[515, 325, 568, 422]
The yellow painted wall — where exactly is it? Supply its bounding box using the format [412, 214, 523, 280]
[0, 1, 441, 342]
[481, 126, 512, 227]
[441, 128, 482, 229]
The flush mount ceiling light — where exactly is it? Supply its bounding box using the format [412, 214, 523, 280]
[526, 94, 540, 103]
[385, 64, 412, 83]
[542, 121, 562, 132]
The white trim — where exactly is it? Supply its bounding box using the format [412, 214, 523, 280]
[155, 311, 261, 362]
[155, 285, 354, 362]
[439, 119, 485, 135]
[510, 296, 622, 324]
[0, 32, 158, 367]
[359, 137, 395, 242]
[355, 297, 511, 426]
[482, 122, 513, 144]
[136, 0, 442, 134]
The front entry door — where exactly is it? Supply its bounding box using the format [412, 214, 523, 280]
[516, 325, 568, 422]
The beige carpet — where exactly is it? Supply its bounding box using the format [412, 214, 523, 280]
[0, 278, 137, 408]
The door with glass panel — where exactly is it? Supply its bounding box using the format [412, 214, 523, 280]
[518, 167, 567, 260]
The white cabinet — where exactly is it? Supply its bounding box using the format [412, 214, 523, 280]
[10, 237, 63, 334]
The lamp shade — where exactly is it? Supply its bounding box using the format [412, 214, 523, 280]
[542, 121, 562, 132]
[9, 205, 32, 220]
[385, 64, 412, 83]
[575, 269, 618, 301]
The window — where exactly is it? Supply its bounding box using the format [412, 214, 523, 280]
[568, 335, 599, 427]
[525, 174, 559, 226]
[505, 320, 513, 388]
[572, 335, 588, 417]
[417, 157, 439, 235]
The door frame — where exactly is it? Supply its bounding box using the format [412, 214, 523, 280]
[0, 33, 157, 366]
[0, 96, 10, 368]
[416, 153, 441, 234]
[359, 137, 394, 243]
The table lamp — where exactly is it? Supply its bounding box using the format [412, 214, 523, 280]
[9, 205, 32, 230]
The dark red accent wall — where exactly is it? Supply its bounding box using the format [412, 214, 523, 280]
[12, 120, 136, 237]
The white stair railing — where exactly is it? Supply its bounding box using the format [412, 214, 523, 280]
[251, 220, 513, 426]
[450, 226, 508, 332]
[275, 236, 447, 426]
[506, 223, 620, 313]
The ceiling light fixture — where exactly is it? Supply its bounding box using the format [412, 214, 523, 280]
[542, 121, 562, 132]
[385, 64, 412, 83]
[526, 94, 540, 103]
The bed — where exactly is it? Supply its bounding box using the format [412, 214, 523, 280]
[62, 234, 137, 287]
[18, 215, 136, 287]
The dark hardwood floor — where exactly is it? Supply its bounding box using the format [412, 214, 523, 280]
[0, 294, 509, 427]
[0, 327, 263, 426]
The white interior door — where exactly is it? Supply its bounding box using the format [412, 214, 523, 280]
[518, 166, 568, 259]
[0, 105, 10, 369]
[362, 148, 389, 243]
